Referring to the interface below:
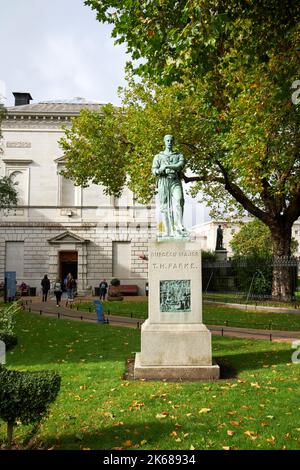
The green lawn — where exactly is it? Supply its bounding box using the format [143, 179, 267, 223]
[76, 300, 300, 331]
[203, 292, 300, 309]
[1, 311, 300, 450]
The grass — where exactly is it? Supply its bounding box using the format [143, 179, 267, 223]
[75, 300, 300, 331]
[1, 311, 300, 450]
[203, 292, 300, 309]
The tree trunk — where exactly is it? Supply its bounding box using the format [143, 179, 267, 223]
[7, 421, 14, 449]
[271, 222, 293, 300]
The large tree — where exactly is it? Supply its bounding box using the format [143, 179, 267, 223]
[62, 1, 300, 298]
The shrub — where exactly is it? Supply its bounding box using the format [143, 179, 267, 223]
[0, 365, 61, 448]
[110, 278, 120, 286]
[232, 256, 273, 297]
[0, 302, 20, 335]
[0, 330, 17, 350]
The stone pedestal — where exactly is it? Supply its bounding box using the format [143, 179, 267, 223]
[214, 249, 228, 262]
[134, 240, 219, 380]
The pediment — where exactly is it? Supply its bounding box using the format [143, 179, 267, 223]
[54, 156, 66, 164]
[48, 231, 89, 244]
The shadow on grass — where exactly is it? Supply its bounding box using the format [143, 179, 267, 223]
[33, 421, 177, 450]
[215, 347, 292, 374]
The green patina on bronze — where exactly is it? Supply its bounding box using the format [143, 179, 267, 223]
[160, 280, 191, 313]
[152, 135, 188, 239]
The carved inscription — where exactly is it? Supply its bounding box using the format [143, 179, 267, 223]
[6, 141, 31, 148]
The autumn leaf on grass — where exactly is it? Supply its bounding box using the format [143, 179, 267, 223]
[73, 395, 84, 401]
[227, 411, 237, 416]
[170, 431, 178, 438]
[230, 421, 240, 427]
[260, 422, 269, 427]
[227, 430, 235, 436]
[122, 440, 133, 448]
[156, 412, 169, 419]
[129, 401, 145, 411]
[199, 408, 211, 414]
[250, 382, 261, 389]
[266, 436, 276, 445]
[244, 430, 258, 440]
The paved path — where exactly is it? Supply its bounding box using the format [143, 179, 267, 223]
[22, 299, 142, 329]
[21, 299, 300, 343]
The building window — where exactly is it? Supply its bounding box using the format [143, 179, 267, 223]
[112, 242, 131, 278]
[5, 241, 24, 278]
[295, 230, 298, 235]
[60, 176, 75, 206]
[231, 229, 235, 234]
[10, 170, 27, 205]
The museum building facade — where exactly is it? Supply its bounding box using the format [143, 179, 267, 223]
[0, 93, 155, 294]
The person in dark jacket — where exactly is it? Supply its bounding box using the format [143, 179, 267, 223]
[99, 279, 108, 301]
[41, 274, 50, 302]
[66, 273, 76, 301]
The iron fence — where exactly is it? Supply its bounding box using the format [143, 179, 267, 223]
[202, 257, 299, 303]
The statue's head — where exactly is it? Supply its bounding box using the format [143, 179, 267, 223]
[164, 134, 174, 149]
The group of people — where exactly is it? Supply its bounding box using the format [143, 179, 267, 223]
[40, 275, 109, 307]
[41, 273, 77, 307]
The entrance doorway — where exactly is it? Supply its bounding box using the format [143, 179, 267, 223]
[59, 251, 78, 284]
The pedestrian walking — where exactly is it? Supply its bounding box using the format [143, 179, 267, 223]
[99, 279, 108, 301]
[41, 274, 50, 302]
[53, 277, 63, 307]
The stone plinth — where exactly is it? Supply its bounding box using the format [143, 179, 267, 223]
[134, 240, 220, 380]
[214, 249, 228, 262]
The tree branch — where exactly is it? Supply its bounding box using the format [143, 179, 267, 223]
[284, 185, 300, 223]
[215, 160, 268, 223]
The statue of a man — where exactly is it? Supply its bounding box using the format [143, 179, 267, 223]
[152, 135, 187, 237]
[216, 225, 224, 250]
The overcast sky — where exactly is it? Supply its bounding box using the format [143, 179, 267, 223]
[0, 0, 128, 106]
[0, 0, 210, 225]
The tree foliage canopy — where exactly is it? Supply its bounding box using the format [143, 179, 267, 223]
[71, 1, 300, 235]
[62, 0, 300, 297]
[230, 219, 298, 258]
[0, 176, 18, 208]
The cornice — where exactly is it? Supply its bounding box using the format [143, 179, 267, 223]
[2, 158, 33, 164]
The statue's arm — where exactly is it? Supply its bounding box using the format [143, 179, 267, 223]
[152, 155, 164, 176]
[165, 154, 185, 171]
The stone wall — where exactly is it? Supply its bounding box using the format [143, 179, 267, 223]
[0, 222, 153, 295]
